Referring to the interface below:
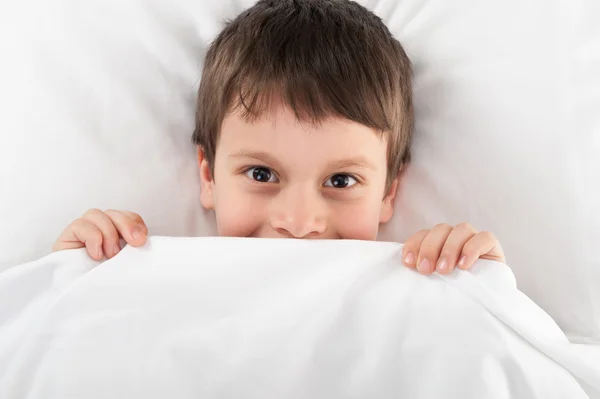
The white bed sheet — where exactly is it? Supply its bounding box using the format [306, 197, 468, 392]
[0, 237, 598, 398]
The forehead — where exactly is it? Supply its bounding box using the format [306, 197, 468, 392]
[219, 106, 388, 166]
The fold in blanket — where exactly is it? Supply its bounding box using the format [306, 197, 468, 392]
[0, 237, 599, 398]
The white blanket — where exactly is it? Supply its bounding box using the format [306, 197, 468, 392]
[0, 237, 598, 398]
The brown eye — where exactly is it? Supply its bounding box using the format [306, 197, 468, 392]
[245, 167, 277, 183]
[324, 174, 357, 188]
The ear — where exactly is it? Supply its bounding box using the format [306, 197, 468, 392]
[379, 176, 399, 224]
[197, 146, 215, 210]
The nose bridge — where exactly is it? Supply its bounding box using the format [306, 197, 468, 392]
[271, 182, 326, 237]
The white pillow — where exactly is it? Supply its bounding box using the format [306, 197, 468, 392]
[375, 0, 600, 342]
[0, 0, 221, 267]
[0, 0, 598, 341]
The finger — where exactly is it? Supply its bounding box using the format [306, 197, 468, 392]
[119, 211, 148, 234]
[104, 209, 147, 247]
[458, 231, 504, 270]
[402, 230, 429, 269]
[436, 223, 477, 274]
[81, 209, 121, 258]
[416, 224, 453, 275]
[53, 219, 104, 261]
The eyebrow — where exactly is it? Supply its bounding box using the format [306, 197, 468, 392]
[229, 150, 283, 168]
[327, 157, 377, 170]
[229, 150, 377, 171]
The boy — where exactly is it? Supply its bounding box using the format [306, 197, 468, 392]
[52, 0, 504, 275]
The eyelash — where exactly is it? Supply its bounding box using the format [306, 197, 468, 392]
[241, 166, 361, 189]
[243, 166, 279, 184]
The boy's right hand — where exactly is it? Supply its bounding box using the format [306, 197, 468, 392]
[52, 209, 148, 260]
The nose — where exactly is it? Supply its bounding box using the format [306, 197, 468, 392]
[270, 185, 327, 238]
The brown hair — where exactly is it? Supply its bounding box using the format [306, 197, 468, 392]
[192, 0, 413, 191]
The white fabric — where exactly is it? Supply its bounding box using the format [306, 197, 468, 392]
[374, 0, 600, 344]
[0, 0, 598, 340]
[0, 237, 598, 398]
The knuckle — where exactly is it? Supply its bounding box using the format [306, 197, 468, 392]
[434, 223, 452, 231]
[78, 224, 102, 243]
[115, 210, 144, 225]
[456, 222, 476, 232]
[130, 214, 146, 227]
[70, 218, 89, 230]
[103, 210, 123, 226]
[479, 230, 496, 241]
[83, 208, 103, 218]
[128, 212, 143, 221]
[71, 218, 97, 233]
[104, 209, 124, 223]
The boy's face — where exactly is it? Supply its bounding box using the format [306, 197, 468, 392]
[198, 105, 398, 240]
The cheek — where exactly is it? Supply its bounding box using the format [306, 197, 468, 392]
[330, 198, 382, 241]
[212, 184, 265, 237]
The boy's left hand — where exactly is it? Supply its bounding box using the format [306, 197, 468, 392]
[402, 223, 505, 275]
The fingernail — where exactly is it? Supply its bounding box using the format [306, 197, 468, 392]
[417, 259, 432, 274]
[458, 256, 467, 268]
[404, 252, 415, 265]
[437, 258, 448, 273]
[113, 244, 121, 256]
[97, 247, 103, 260]
[132, 227, 144, 241]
